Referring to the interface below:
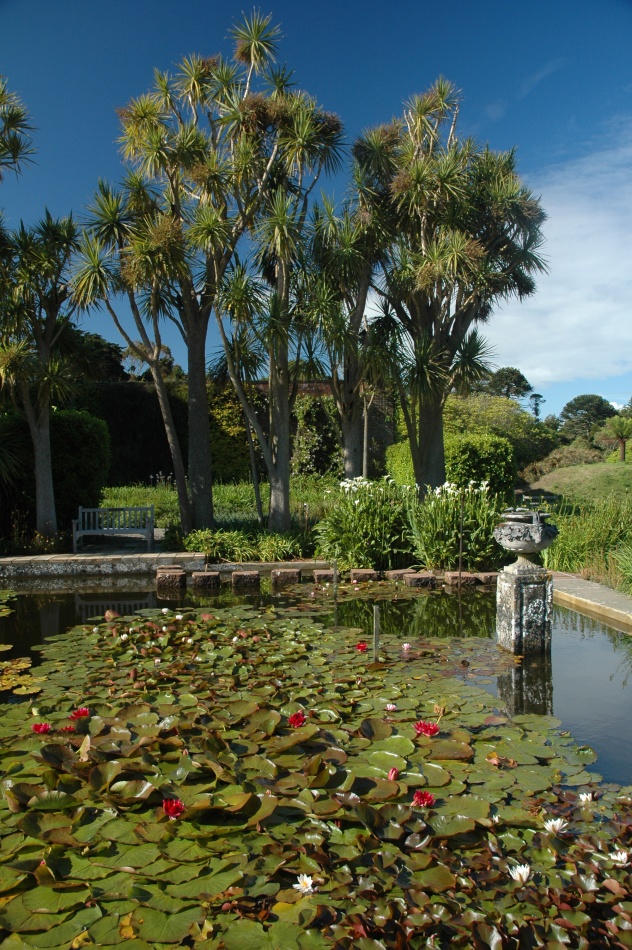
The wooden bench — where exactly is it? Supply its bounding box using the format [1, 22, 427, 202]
[72, 506, 155, 553]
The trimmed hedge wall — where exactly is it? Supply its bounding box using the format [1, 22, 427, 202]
[386, 432, 516, 495]
[0, 409, 111, 540]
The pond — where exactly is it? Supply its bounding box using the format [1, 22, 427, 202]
[2, 580, 632, 947]
[2, 581, 632, 785]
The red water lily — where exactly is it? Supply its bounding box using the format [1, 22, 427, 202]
[59, 725, 75, 733]
[388, 767, 399, 781]
[162, 798, 186, 820]
[69, 707, 90, 720]
[288, 711, 307, 728]
[356, 641, 368, 653]
[31, 723, 51, 734]
[413, 790, 436, 808]
[414, 720, 440, 737]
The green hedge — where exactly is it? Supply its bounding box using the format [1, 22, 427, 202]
[0, 409, 110, 543]
[386, 432, 516, 495]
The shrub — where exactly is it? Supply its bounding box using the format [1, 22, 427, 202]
[444, 394, 557, 469]
[291, 394, 342, 476]
[407, 482, 507, 571]
[0, 409, 110, 546]
[522, 439, 603, 482]
[314, 477, 415, 571]
[386, 433, 516, 496]
[181, 528, 304, 562]
[49, 410, 111, 529]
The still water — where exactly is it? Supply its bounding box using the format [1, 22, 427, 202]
[1, 585, 631, 787]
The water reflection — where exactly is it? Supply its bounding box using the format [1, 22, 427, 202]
[2, 585, 632, 783]
[497, 654, 553, 716]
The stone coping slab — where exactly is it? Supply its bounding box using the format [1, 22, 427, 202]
[0, 554, 329, 581]
[552, 571, 632, 635]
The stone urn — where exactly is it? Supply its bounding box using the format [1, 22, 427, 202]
[493, 508, 558, 570]
[494, 509, 558, 655]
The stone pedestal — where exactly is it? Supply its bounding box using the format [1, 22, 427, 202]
[496, 557, 552, 654]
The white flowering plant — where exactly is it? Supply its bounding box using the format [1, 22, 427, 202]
[314, 476, 415, 570]
[407, 481, 507, 571]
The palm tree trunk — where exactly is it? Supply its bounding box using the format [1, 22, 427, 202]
[268, 337, 291, 533]
[362, 397, 370, 478]
[244, 414, 264, 526]
[24, 403, 57, 536]
[341, 406, 363, 478]
[186, 319, 214, 529]
[412, 396, 446, 494]
[151, 367, 192, 534]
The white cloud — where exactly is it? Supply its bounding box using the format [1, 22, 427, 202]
[517, 58, 567, 99]
[488, 124, 632, 388]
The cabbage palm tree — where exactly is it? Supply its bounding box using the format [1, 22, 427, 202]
[355, 78, 547, 491]
[0, 213, 80, 535]
[0, 76, 34, 180]
[107, 13, 341, 530]
[73, 180, 193, 532]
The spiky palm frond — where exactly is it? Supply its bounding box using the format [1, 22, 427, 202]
[230, 11, 280, 74]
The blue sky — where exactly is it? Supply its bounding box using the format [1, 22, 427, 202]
[1, 0, 631, 417]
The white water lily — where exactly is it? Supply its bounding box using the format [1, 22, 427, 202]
[611, 850, 629, 866]
[293, 874, 316, 894]
[154, 658, 161, 666]
[402, 643, 412, 651]
[120, 633, 128, 641]
[544, 818, 569, 834]
[509, 864, 531, 885]
[578, 792, 594, 802]
[161, 608, 169, 614]
[175, 614, 183, 621]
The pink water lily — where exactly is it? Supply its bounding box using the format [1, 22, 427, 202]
[388, 767, 399, 781]
[288, 711, 307, 728]
[414, 720, 439, 737]
[31, 723, 51, 734]
[162, 798, 186, 820]
[413, 790, 435, 808]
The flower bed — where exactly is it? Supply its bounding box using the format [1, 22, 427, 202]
[0, 603, 631, 947]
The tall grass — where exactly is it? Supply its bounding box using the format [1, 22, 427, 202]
[102, 474, 339, 530]
[543, 495, 632, 586]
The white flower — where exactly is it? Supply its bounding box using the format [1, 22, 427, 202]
[161, 607, 169, 614]
[185, 638, 193, 644]
[293, 874, 315, 895]
[120, 633, 128, 641]
[232, 636, 239, 642]
[579, 792, 594, 802]
[491, 814, 500, 824]
[154, 658, 161, 666]
[92, 627, 99, 633]
[509, 864, 531, 885]
[385, 703, 397, 711]
[161, 626, 168, 632]
[175, 614, 183, 621]
[544, 818, 568, 834]
[402, 643, 411, 651]
[611, 850, 629, 866]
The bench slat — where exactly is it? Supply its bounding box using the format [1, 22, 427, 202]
[72, 506, 155, 553]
